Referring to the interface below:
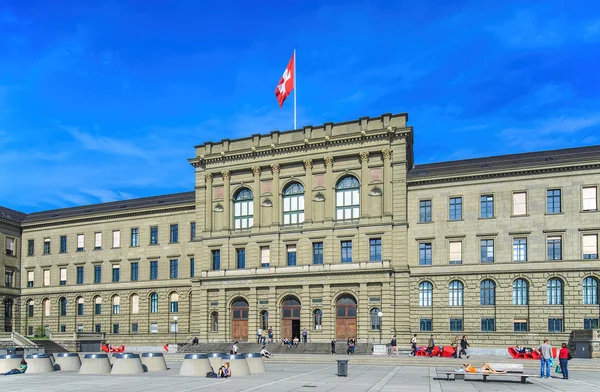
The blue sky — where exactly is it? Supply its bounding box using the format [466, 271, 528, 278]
[1, 1, 600, 213]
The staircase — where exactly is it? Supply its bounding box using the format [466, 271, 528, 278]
[0, 332, 38, 349]
[31, 339, 69, 354]
[180, 341, 375, 355]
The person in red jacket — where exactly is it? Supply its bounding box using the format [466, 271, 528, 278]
[558, 343, 570, 379]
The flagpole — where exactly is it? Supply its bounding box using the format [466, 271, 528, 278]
[293, 48, 297, 129]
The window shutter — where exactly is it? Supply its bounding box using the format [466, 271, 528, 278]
[28, 271, 34, 282]
[95, 232, 102, 248]
[449, 242, 462, 262]
[583, 187, 597, 211]
[43, 270, 50, 286]
[113, 231, 120, 248]
[513, 192, 527, 215]
[60, 268, 67, 281]
[583, 234, 598, 255]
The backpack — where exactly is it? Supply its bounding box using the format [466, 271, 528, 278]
[206, 371, 217, 378]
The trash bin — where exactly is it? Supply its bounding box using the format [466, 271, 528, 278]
[337, 359, 348, 377]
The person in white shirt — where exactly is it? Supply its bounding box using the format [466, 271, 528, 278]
[260, 345, 272, 358]
[257, 328, 263, 344]
[231, 341, 239, 354]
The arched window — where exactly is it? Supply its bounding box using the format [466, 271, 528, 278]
[59, 297, 67, 316]
[43, 298, 50, 317]
[27, 299, 34, 318]
[513, 279, 528, 305]
[260, 310, 269, 330]
[211, 311, 218, 332]
[170, 293, 179, 313]
[336, 176, 360, 220]
[94, 296, 102, 315]
[112, 295, 120, 314]
[283, 182, 305, 225]
[233, 188, 253, 229]
[449, 280, 463, 306]
[583, 277, 599, 305]
[313, 309, 322, 330]
[419, 281, 433, 307]
[547, 278, 563, 305]
[77, 297, 84, 316]
[130, 294, 139, 314]
[150, 292, 159, 313]
[370, 308, 381, 330]
[480, 280, 495, 306]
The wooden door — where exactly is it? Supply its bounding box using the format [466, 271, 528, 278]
[281, 319, 292, 339]
[336, 318, 356, 340]
[232, 320, 248, 341]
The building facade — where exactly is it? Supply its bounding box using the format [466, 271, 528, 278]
[1, 112, 599, 347]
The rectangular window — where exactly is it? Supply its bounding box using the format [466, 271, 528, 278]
[548, 318, 563, 333]
[547, 189, 562, 214]
[113, 324, 120, 334]
[313, 242, 323, 265]
[43, 269, 50, 286]
[190, 257, 195, 277]
[583, 234, 599, 259]
[131, 295, 139, 314]
[150, 261, 158, 280]
[170, 259, 179, 278]
[5, 271, 13, 288]
[287, 245, 297, 266]
[260, 247, 270, 268]
[481, 318, 495, 332]
[547, 236, 562, 260]
[27, 271, 34, 287]
[131, 323, 139, 334]
[212, 250, 220, 270]
[60, 268, 67, 285]
[480, 195, 494, 218]
[95, 324, 102, 333]
[449, 318, 463, 332]
[512, 192, 527, 215]
[170, 224, 179, 243]
[43, 238, 51, 255]
[150, 226, 158, 244]
[449, 241, 462, 265]
[341, 241, 352, 263]
[369, 238, 382, 262]
[94, 265, 102, 283]
[514, 319, 528, 332]
[77, 324, 84, 333]
[5, 237, 15, 256]
[77, 234, 84, 252]
[419, 318, 432, 331]
[170, 322, 179, 333]
[131, 228, 139, 247]
[60, 325, 67, 333]
[94, 232, 102, 250]
[150, 323, 159, 333]
[131, 262, 138, 281]
[449, 197, 462, 221]
[583, 186, 598, 211]
[77, 266, 84, 285]
[419, 200, 432, 222]
[112, 230, 120, 248]
[27, 239, 34, 256]
[584, 318, 599, 330]
[480, 239, 494, 263]
[59, 235, 67, 253]
[190, 222, 196, 241]
[236, 249, 246, 269]
[419, 243, 432, 266]
[112, 265, 120, 282]
[513, 238, 527, 262]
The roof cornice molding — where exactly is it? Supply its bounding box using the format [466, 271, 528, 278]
[0, 218, 22, 230]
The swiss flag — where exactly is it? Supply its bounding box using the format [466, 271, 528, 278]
[274, 53, 295, 108]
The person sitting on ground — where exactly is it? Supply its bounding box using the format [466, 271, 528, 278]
[293, 336, 300, 346]
[217, 362, 231, 378]
[1, 359, 27, 376]
[260, 345, 272, 358]
[192, 336, 199, 345]
[455, 363, 507, 374]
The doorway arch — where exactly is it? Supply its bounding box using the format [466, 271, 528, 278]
[281, 296, 301, 340]
[335, 294, 357, 340]
[231, 298, 249, 341]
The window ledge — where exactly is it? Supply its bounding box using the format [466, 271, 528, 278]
[510, 214, 530, 218]
[581, 210, 599, 213]
[478, 217, 496, 220]
[417, 221, 434, 224]
[545, 212, 564, 216]
[447, 219, 464, 222]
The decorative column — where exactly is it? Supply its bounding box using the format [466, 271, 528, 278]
[221, 170, 231, 230]
[303, 159, 313, 223]
[324, 156, 334, 221]
[205, 173, 213, 232]
[359, 152, 370, 218]
[382, 149, 392, 216]
[252, 166, 261, 228]
[271, 164, 281, 226]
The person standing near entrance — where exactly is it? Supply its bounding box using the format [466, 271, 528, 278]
[410, 334, 417, 356]
[390, 335, 398, 357]
[268, 326, 273, 343]
[536, 339, 553, 379]
[257, 328, 263, 344]
[302, 328, 308, 344]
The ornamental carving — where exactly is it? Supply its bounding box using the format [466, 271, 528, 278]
[205, 173, 213, 182]
[303, 159, 313, 170]
[360, 151, 370, 162]
[252, 166, 261, 176]
[271, 164, 280, 174]
[382, 149, 392, 160]
[324, 156, 334, 167]
[221, 170, 230, 180]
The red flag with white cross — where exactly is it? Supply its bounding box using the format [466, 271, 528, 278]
[275, 53, 295, 108]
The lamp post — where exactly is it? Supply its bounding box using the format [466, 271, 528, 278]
[173, 316, 179, 351]
[377, 311, 383, 344]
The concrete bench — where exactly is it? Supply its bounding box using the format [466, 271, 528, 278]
[439, 364, 532, 384]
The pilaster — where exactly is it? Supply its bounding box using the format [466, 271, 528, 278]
[324, 156, 334, 221]
[382, 149, 392, 216]
[360, 152, 370, 218]
[271, 164, 280, 227]
[221, 171, 231, 231]
[252, 166, 262, 228]
[205, 173, 213, 232]
[303, 159, 313, 223]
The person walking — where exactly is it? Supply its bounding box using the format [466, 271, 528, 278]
[331, 339, 336, 354]
[427, 335, 435, 357]
[410, 334, 417, 356]
[558, 342, 569, 380]
[268, 326, 273, 343]
[536, 339, 553, 379]
[390, 335, 398, 357]
[459, 335, 470, 359]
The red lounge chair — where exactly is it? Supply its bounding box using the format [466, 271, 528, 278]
[441, 346, 455, 358]
[101, 344, 109, 353]
[163, 344, 169, 352]
[508, 347, 557, 360]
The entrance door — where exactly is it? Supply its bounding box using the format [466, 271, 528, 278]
[231, 298, 249, 341]
[281, 296, 301, 340]
[336, 295, 357, 340]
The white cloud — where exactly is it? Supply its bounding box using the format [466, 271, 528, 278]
[62, 125, 149, 158]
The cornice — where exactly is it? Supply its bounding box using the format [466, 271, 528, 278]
[0, 218, 22, 231]
[22, 205, 195, 230]
[407, 163, 600, 186]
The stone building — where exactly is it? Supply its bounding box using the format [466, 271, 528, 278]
[1, 112, 599, 347]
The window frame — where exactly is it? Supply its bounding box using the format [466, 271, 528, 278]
[312, 242, 323, 265]
[513, 279, 529, 305]
[547, 236, 562, 261]
[449, 196, 463, 221]
[512, 191, 528, 216]
[419, 199, 432, 223]
[582, 186, 598, 211]
[479, 194, 494, 219]
[335, 176, 360, 221]
[340, 240, 353, 263]
[448, 280, 464, 306]
[480, 279, 496, 306]
[233, 188, 254, 230]
[282, 182, 305, 225]
[369, 238, 382, 262]
[513, 237, 528, 262]
[419, 242, 432, 266]
[546, 188, 562, 214]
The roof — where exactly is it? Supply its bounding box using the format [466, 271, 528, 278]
[408, 145, 600, 180]
[22, 191, 195, 224]
[0, 206, 27, 224]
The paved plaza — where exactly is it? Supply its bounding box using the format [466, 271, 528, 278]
[2, 358, 600, 391]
